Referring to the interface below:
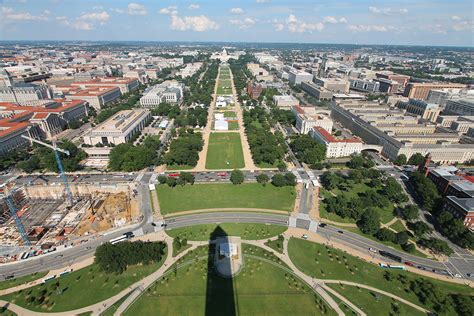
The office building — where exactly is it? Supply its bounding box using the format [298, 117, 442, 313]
[398, 99, 441, 122]
[273, 95, 299, 108]
[314, 77, 349, 93]
[83, 109, 151, 146]
[288, 69, 313, 85]
[292, 105, 333, 134]
[330, 100, 474, 163]
[349, 79, 381, 93]
[310, 126, 363, 158]
[140, 81, 184, 107]
[247, 82, 263, 99]
[374, 78, 399, 94]
[0, 100, 88, 153]
[0, 83, 53, 105]
[66, 86, 121, 110]
[376, 72, 410, 89]
[444, 99, 474, 116]
[403, 82, 466, 100]
[71, 77, 139, 94]
[247, 63, 273, 82]
[301, 82, 333, 100]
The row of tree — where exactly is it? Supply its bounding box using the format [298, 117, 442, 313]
[95, 240, 166, 274]
[289, 135, 326, 167]
[163, 129, 203, 167]
[157, 172, 195, 187]
[243, 107, 286, 166]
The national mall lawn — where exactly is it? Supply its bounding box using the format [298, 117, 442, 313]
[156, 183, 295, 214]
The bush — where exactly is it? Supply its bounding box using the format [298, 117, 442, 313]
[230, 169, 245, 185]
[375, 228, 395, 242]
[158, 175, 167, 184]
[402, 243, 416, 253]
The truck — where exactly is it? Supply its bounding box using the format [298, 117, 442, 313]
[379, 250, 402, 263]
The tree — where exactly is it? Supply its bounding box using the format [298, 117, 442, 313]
[256, 173, 270, 185]
[402, 243, 416, 253]
[277, 161, 287, 171]
[271, 174, 287, 187]
[409, 171, 441, 212]
[357, 208, 380, 235]
[376, 228, 396, 242]
[166, 177, 177, 187]
[289, 134, 326, 165]
[407, 153, 425, 166]
[68, 120, 82, 129]
[399, 205, 419, 221]
[347, 154, 365, 169]
[179, 172, 195, 185]
[158, 175, 167, 184]
[320, 171, 342, 190]
[408, 221, 432, 238]
[394, 154, 407, 166]
[395, 231, 410, 245]
[382, 177, 408, 204]
[417, 238, 453, 256]
[16, 156, 40, 173]
[230, 169, 245, 185]
[284, 172, 296, 186]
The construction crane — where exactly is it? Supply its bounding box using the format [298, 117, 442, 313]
[21, 135, 74, 206]
[4, 188, 30, 246]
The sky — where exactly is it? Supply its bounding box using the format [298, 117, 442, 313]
[0, 0, 473, 46]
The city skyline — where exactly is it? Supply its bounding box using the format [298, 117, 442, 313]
[0, 0, 473, 46]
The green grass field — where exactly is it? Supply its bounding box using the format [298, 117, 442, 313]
[156, 183, 296, 214]
[205, 133, 244, 169]
[1, 252, 166, 312]
[166, 164, 194, 170]
[124, 246, 335, 316]
[328, 284, 425, 316]
[0, 271, 48, 291]
[228, 121, 239, 130]
[166, 223, 287, 240]
[217, 78, 232, 95]
[222, 111, 236, 118]
[388, 220, 407, 233]
[288, 238, 472, 314]
[100, 291, 134, 316]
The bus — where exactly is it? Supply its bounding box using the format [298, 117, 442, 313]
[388, 265, 407, 270]
[109, 235, 128, 245]
[42, 275, 56, 283]
[59, 269, 73, 277]
[379, 250, 402, 263]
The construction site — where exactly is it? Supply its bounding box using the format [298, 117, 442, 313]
[0, 182, 139, 262]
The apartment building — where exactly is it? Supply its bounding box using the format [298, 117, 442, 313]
[71, 77, 139, 94]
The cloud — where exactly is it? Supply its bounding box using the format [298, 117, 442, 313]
[369, 6, 408, 15]
[230, 7, 244, 14]
[127, 3, 147, 16]
[286, 14, 324, 33]
[348, 24, 394, 32]
[57, 16, 94, 31]
[451, 15, 462, 21]
[159, 6, 178, 15]
[188, 4, 199, 10]
[452, 20, 473, 32]
[229, 17, 256, 29]
[170, 14, 219, 32]
[256, 0, 271, 3]
[323, 16, 347, 24]
[0, 6, 49, 22]
[274, 23, 284, 31]
[79, 11, 110, 24]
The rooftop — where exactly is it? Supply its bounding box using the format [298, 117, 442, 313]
[313, 126, 361, 143]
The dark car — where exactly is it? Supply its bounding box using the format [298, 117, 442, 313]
[319, 223, 327, 228]
[337, 230, 344, 234]
[151, 222, 156, 227]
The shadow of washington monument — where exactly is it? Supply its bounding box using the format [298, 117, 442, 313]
[205, 226, 237, 316]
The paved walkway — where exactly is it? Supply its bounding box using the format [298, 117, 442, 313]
[164, 207, 289, 218]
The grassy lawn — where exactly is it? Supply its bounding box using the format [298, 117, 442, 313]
[166, 223, 287, 241]
[157, 183, 296, 214]
[228, 121, 239, 130]
[288, 238, 472, 314]
[328, 284, 425, 316]
[319, 189, 356, 224]
[124, 245, 335, 316]
[341, 227, 429, 259]
[0, 307, 16, 316]
[256, 161, 279, 168]
[389, 220, 406, 233]
[222, 111, 236, 118]
[1, 250, 167, 313]
[205, 133, 244, 169]
[0, 271, 48, 291]
[265, 238, 284, 253]
[166, 164, 194, 170]
[217, 79, 232, 95]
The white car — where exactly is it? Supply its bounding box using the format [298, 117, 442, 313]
[369, 247, 377, 253]
[302, 234, 308, 240]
